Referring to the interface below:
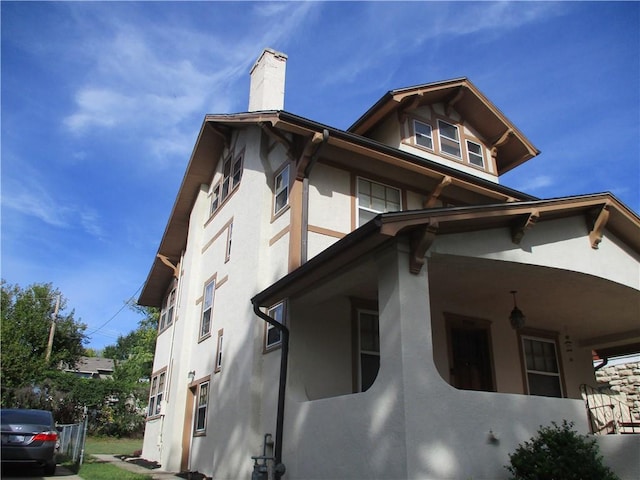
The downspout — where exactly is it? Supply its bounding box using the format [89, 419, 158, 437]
[301, 129, 329, 264]
[252, 300, 289, 479]
[594, 356, 608, 371]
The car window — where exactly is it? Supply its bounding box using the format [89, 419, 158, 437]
[1, 409, 53, 426]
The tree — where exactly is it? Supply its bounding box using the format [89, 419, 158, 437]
[1, 281, 87, 405]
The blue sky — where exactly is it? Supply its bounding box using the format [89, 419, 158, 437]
[2, 1, 638, 350]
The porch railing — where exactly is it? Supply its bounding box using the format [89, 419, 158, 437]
[580, 384, 640, 435]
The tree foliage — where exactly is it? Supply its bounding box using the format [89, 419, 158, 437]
[506, 420, 619, 480]
[1, 281, 87, 402]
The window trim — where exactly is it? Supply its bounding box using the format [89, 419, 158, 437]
[518, 329, 566, 398]
[147, 367, 168, 419]
[193, 380, 210, 435]
[214, 329, 224, 373]
[209, 150, 244, 217]
[413, 119, 434, 151]
[159, 284, 176, 334]
[437, 119, 462, 159]
[356, 177, 402, 227]
[465, 139, 485, 169]
[264, 301, 286, 352]
[199, 277, 216, 341]
[273, 163, 290, 217]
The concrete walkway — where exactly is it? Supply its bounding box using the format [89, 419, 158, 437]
[92, 454, 183, 479]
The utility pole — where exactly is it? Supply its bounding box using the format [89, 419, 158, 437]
[45, 295, 60, 364]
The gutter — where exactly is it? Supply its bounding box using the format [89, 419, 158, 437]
[252, 300, 289, 479]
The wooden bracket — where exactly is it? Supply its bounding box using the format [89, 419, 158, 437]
[511, 209, 539, 245]
[409, 220, 439, 274]
[490, 129, 513, 148]
[260, 123, 295, 160]
[445, 87, 465, 117]
[424, 176, 452, 208]
[296, 131, 326, 180]
[157, 254, 180, 278]
[399, 93, 425, 122]
[587, 203, 611, 249]
[207, 124, 231, 150]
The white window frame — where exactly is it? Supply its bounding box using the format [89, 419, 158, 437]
[199, 279, 215, 340]
[356, 177, 402, 227]
[159, 287, 176, 332]
[357, 309, 380, 392]
[521, 335, 564, 398]
[437, 119, 461, 158]
[194, 381, 209, 434]
[273, 164, 290, 216]
[413, 120, 433, 150]
[214, 329, 223, 373]
[148, 370, 166, 417]
[466, 139, 485, 168]
[264, 302, 285, 351]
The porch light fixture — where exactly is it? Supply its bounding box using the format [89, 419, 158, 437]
[187, 370, 196, 383]
[509, 291, 526, 330]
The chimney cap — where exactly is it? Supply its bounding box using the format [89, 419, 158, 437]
[250, 48, 288, 75]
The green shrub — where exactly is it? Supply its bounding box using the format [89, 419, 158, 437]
[506, 420, 619, 480]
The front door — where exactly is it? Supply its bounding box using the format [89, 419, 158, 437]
[448, 316, 495, 392]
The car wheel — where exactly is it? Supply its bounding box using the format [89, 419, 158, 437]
[44, 461, 56, 476]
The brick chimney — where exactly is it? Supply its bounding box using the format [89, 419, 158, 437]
[248, 48, 287, 111]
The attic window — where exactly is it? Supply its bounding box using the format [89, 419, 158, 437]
[413, 120, 433, 150]
[466, 140, 484, 168]
[438, 120, 461, 158]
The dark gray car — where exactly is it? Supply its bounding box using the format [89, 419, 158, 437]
[1, 409, 58, 475]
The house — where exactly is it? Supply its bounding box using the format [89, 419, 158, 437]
[138, 48, 640, 479]
[62, 356, 115, 379]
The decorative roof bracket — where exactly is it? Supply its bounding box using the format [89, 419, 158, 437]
[398, 93, 425, 122]
[511, 209, 539, 245]
[409, 219, 439, 274]
[260, 122, 295, 160]
[157, 254, 180, 278]
[207, 123, 231, 150]
[445, 87, 465, 116]
[490, 129, 513, 148]
[296, 131, 327, 180]
[587, 202, 611, 249]
[424, 175, 452, 208]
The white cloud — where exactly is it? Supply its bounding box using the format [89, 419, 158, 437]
[511, 174, 555, 193]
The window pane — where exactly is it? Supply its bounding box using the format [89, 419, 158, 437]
[267, 325, 281, 346]
[275, 190, 288, 213]
[386, 188, 400, 204]
[360, 354, 380, 392]
[467, 141, 484, 167]
[358, 208, 377, 226]
[371, 196, 386, 212]
[528, 373, 562, 397]
[439, 121, 458, 141]
[201, 310, 211, 337]
[441, 138, 461, 157]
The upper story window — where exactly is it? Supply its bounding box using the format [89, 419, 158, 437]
[159, 287, 176, 332]
[199, 279, 215, 340]
[264, 301, 285, 351]
[273, 164, 290, 216]
[214, 329, 224, 373]
[225, 223, 233, 263]
[357, 177, 401, 226]
[211, 153, 243, 215]
[413, 120, 433, 150]
[521, 335, 563, 398]
[466, 139, 485, 168]
[437, 120, 461, 158]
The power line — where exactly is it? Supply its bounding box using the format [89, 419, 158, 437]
[85, 282, 145, 337]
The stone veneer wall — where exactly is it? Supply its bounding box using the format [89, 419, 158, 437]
[596, 361, 640, 421]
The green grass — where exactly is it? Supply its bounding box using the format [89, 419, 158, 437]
[78, 459, 151, 480]
[83, 436, 143, 456]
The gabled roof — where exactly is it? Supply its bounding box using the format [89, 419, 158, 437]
[139, 110, 537, 307]
[348, 78, 540, 174]
[252, 193, 640, 308]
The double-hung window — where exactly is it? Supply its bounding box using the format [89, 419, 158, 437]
[214, 329, 223, 373]
[357, 310, 380, 392]
[466, 140, 485, 168]
[414, 120, 433, 150]
[148, 370, 166, 417]
[438, 120, 461, 158]
[200, 280, 215, 340]
[521, 335, 563, 397]
[265, 302, 285, 351]
[273, 165, 290, 215]
[211, 153, 243, 215]
[194, 381, 209, 434]
[357, 178, 401, 226]
[159, 287, 176, 332]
